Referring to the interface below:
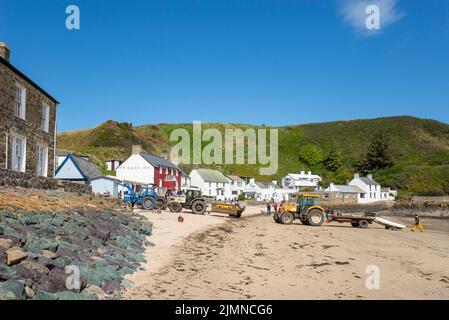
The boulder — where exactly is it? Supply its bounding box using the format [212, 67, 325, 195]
[0, 280, 25, 300]
[6, 247, 28, 265]
[82, 284, 106, 297]
[25, 286, 35, 299]
[20, 260, 50, 275]
[41, 250, 57, 259]
[0, 238, 13, 250]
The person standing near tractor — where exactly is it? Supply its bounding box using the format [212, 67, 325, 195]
[266, 200, 271, 216]
[411, 214, 424, 232]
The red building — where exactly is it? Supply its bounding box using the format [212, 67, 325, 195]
[116, 152, 182, 191]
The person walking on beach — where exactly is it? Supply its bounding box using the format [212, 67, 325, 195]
[411, 214, 424, 232]
[266, 200, 271, 216]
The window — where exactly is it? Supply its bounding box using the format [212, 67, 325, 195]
[36, 144, 48, 177]
[13, 84, 26, 119]
[11, 135, 26, 172]
[41, 104, 50, 132]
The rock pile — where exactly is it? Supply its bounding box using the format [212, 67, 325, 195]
[0, 208, 152, 300]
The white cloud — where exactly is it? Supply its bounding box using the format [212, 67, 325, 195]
[338, 0, 404, 35]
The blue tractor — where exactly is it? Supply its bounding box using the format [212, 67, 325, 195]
[120, 183, 167, 210]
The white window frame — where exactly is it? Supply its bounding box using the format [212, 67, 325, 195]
[36, 143, 49, 177]
[41, 104, 50, 132]
[10, 133, 26, 173]
[13, 83, 26, 120]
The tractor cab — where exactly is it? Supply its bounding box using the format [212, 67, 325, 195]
[186, 189, 202, 204]
[296, 194, 321, 214]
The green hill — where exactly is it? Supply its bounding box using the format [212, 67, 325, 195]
[57, 116, 449, 196]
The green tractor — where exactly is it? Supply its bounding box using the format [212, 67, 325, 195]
[167, 189, 207, 215]
[279, 193, 326, 226]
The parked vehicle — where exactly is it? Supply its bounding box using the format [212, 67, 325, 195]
[120, 183, 166, 210]
[167, 189, 207, 214]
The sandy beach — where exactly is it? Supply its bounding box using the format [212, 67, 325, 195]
[124, 206, 449, 300]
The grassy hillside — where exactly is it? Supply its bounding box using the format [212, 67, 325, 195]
[57, 116, 449, 196]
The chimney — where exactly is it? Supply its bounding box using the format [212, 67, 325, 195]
[367, 174, 373, 180]
[272, 180, 277, 186]
[308, 171, 312, 176]
[300, 170, 305, 175]
[132, 145, 142, 155]
[354, 173, 360, 179]
[0, 42, 10, 63]
[330, 182, 335, 190]
[160, 149, 168, 160]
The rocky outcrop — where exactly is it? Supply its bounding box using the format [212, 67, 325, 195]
[0, 209, 152, 300]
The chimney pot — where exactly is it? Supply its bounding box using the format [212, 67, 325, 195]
[0, 42, 10, 63]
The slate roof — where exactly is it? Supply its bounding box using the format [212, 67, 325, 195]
[254, 182, 276, 189]
[330, 185, 366, 194]
[71, 155, 102, 179]
[358, 177, 380, 186]
[140, 153, 178, 169]
[195, 169, 230, 183]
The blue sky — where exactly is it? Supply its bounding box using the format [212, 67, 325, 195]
[1, 0, 449, 131]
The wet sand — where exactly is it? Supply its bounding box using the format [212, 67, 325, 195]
[124, 207, 449, 300]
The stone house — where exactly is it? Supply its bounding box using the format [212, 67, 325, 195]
[0, 42, 58, 178]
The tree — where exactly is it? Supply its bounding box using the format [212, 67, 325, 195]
[299, 144, 324, 166]
[324, 142, 343, 172]
[357, 131, 394, 174]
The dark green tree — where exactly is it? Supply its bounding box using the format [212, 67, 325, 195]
[324, 141, 343, 172]
[357, 131, 394, 174]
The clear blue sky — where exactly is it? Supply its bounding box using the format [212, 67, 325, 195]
[1, 0, 448, 131]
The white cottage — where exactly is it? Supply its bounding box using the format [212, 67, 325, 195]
[189, 169, 230, 201]
[282, 171, 322, 191]
[244, 179, 290, 202]
[55, 154, 102, 185]
[225, 175, 246, 200]
[349, 173, 396, 203]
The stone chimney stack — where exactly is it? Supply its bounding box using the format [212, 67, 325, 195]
[367, 174, 373, 180]
[0, 42, 11, 63]
[132, 145, 142, 155]
[354, 173, 360, 179]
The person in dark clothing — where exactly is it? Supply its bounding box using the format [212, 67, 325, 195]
[266, 201, 271, 216]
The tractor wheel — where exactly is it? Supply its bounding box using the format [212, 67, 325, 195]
[273, 212, 281, 223]
[141, 197, 157, 210]
[351, 221, 359, 228]
[156, 197, 168, 210]
[278, 207, 286, 214]
[191, 201, 206, 215]
[307, 209, 325, 227]
[169, 202, 182, 213]
[281, 212, 294, 225]
[358, 220, 369, 229]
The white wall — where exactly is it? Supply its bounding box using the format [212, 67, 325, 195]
[349, 178, 382, 203]
[55, 157, 83, 180]
[91, 178, 119, 197]
[116, 154, 155, 185]
[189, 170, 229, 201]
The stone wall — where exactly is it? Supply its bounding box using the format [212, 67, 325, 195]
[0, 168, 91, 194]
[0, 61, 58, 177]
